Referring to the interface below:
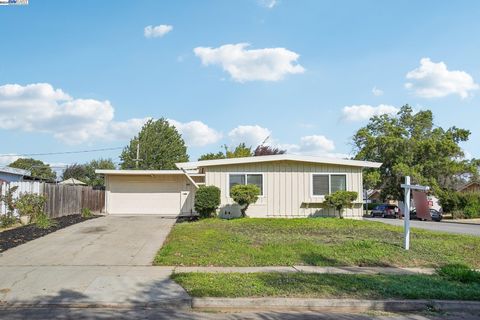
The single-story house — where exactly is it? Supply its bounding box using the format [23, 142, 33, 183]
[0, 167, 32, 183]
[457, 181, 480, 193]
[96, 155, 382, 219]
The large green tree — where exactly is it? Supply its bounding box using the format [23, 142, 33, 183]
[9, 158, 56, 181]
[353, 105, 475, 200]
[120, 118, 189, 169]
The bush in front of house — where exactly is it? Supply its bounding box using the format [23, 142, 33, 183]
[15, 192, 47, 223]
[194, 185, 221, 219]
[324, 190, 358, 218]
[230, 184, 260, 218]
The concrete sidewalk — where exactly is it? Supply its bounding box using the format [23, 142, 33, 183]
[0, 266, 189, 308]
[173, 266, 436, 275]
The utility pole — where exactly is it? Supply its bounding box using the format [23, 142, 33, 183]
[133, 141, 143, 169]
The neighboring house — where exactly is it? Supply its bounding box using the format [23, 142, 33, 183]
[367, 189, 382, 203]
[96, 155, 382, 219]
[457, 181, 480, 193]
[0, 167, 32, 183]
[59, 178, 87, 186]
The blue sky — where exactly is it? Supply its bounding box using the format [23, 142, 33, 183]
[1, 0, 479, 170]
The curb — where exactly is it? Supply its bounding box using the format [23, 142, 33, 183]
[191, 298, 480, 313]
[0, 298, 192, 310]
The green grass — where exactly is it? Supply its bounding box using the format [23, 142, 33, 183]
[155, 218, 480, 267]
[172, 272, 480, 300]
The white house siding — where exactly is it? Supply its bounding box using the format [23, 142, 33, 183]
[203, 160, 364, 219]
[105, 174, 196, 215]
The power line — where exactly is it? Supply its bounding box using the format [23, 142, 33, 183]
[0, 147, 124, 158]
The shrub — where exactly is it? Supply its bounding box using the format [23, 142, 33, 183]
[15, 193, 47, 221]
[81, 208, 93, 218]
[194, 186, 221, 219]
[324, 191, 358, 218]
[459, 192, 480, 219]
[0, 185, 18, 227]
[35, 213, 56, 229]
[438, 189, 460, 213]
[230, 184, 260, 218]
[438, 264, 480, 284]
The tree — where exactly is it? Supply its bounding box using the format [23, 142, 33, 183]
[62, 164, 87, 182]
[62, 159, 116, 187]
[226, 143, 253, 158]
[230, 184, 260, 217]
[9, 158, 56, 181]
[353, 105, 474, 200]
[198, 152, 226, 161]
[254, 145, 286, 156]
[324, 191, 358, 218]
[194, 185, 221, 218]
[84, 158, 116, 187]
[120, 118, 189, 170]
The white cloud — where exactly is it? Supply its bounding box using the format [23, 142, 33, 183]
[144, 24, 173, 38]
[281, 135, 335, 156]
[0, 154, 20, 166]
[258, 0, 277, 9]
[0, 83, 148, 144]
[168, 119, 222, 147]
[228, 125, 272, 147]
[341, 104, 399, 122]
[372, 86, 383, 96]
[194, 43, 305, 82]
[405, 58, 479, 99]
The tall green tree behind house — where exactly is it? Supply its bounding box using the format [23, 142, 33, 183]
[353, 105, 475, 200]
[120, 118, 189, 170]
[9, 158, 56, 181]
[197, 143, 253, 161]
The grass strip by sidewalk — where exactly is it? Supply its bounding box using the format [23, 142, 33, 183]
[155, 218, 480, 267]
[172, 272, 480, 301]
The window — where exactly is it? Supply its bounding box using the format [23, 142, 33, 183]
[312, 174, 347, 196]
[229, 173, 263, 196]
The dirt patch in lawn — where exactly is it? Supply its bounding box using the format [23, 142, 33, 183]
[0, 215, 101, 252]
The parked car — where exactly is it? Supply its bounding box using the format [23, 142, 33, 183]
[410, 208, 443, 222]
[371, 204, 401, 218]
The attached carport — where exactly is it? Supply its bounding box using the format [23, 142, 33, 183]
[96, 170, 199, 216]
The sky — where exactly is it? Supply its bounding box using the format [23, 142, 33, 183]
[1, 0, 479, 172]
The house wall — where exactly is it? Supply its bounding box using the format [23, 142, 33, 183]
[105, 174, 196, 215]
[460, 183, 480, 193]
[0, 172, 24, 183]
[203, 160, 364, 219]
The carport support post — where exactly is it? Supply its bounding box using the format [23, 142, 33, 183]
[403, 176, 411, 250]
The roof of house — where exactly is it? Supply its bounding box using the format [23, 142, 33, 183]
[176, 154, 382, 170]
[95, 169, 200, 176]
[457, 180, 480, 192]
[59, 178, 87, 185]
[0, 166, 31, 177]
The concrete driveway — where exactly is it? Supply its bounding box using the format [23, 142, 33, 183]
[0, 215, 190, 308]
[366, 217, 480, 236]
[0, 215, 176, 266]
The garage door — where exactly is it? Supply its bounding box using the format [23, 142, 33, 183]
[108, 180, 182, 215]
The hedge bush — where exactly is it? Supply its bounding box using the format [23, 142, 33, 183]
[439, 190, 480, 219]
[194, 185, 221, 219]
[230, 184, 260, 217]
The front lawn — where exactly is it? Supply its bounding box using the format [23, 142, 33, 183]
[155, 218, 480, 267]
[172, 272, 480, 300]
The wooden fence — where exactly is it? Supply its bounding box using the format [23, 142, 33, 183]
[0, 181, 105, 218]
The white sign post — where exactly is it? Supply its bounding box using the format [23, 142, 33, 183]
[400, 176, 429, 250]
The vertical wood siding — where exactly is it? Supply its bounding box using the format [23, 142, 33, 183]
[204, 160, 364, 219]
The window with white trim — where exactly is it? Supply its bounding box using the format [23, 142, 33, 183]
[229, 173, 263, 196]
[312, 174, 347, 196]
